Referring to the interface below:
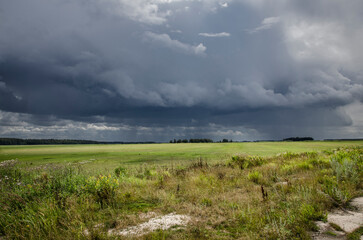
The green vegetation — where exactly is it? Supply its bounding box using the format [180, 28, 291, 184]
[1, 141, 362, 171]
[0, 142, 362, 239]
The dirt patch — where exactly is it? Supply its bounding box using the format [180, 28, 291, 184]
[108, 213, 191, 236]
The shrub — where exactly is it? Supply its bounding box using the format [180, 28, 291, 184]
[330, 150, 361, 185]
[320, 175, 351, 206]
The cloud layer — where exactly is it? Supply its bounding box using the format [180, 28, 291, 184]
[0, 0, 362, 141]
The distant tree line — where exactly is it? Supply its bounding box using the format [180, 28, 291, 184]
[283, 137, 314, 141]
[0, 138, 156, 145]
[0, 138, 99, 145]
[169, 138, 214, 143]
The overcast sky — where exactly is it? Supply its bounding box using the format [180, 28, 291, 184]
[0, 0, 362, 141]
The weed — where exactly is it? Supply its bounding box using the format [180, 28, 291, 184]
[230, 155, 265, 169]
[248, 171, 262, 184]
[299, 203, 326, 222]
[329, 222, 344, 232]
[114, 166, 127, 177]
[189, 158, 209, 170]
[297, 161, 313, 170]
[201, 198, 212, 207]
[84, 174, 119, 207]
[347, 226, 363, 240]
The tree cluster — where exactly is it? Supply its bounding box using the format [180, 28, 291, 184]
[282, 137, 314, 141]
[0, 138, 99, 145]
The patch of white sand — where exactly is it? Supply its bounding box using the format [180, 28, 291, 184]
[351, 197, 363, 211]
[328, 210, 363, 233]
[108, 213, 191, 236]
[312, 221, 345, 240]
[313, 197, 363, 240]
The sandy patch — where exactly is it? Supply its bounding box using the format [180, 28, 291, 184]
[313, 197, 363, 240]
[108, 213, 191, 236]
[351, 197, 363, 211]
[328, 210, 363, 233]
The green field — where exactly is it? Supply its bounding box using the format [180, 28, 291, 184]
[1, 141, 362, 170]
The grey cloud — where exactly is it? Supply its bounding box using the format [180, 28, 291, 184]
[0, 0, 362, 141]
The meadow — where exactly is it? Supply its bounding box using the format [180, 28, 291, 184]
[0, 141, 362, 239]
[0, 141, 362, 170]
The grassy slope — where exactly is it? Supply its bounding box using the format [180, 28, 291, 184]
[0, 141, 362, 171]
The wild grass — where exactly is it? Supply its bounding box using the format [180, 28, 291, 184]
[0, 145, 362, 239]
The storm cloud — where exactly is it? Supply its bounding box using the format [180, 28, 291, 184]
[0, 0, 362, 141]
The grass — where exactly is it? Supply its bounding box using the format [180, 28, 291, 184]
[0, 142, 362, 239]
[0, 141, 362, 171]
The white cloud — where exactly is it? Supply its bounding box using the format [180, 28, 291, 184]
[220, 2, 228, 8]
[145, 31, 206, 55]
[99, 0, 230, 25]
[248, 16, 280, 33]
[285, 21, 350, 64]
[100, 0, 171, 25]
[199, 32, 230, 37]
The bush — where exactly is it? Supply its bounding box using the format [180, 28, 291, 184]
[320, 174, 352, 206]
[330, 150, 361, 185]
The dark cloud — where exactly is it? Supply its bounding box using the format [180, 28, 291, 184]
[0, 0, 362, 141]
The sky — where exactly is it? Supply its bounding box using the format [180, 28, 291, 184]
[0, 0, 363, 142]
